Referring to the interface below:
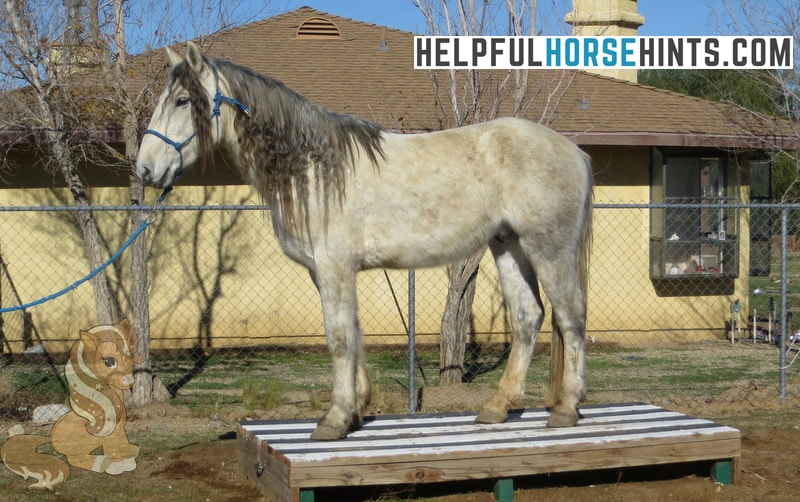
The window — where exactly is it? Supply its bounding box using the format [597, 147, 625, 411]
[650, 148, 740, 279]
[749, 158, 772, 276]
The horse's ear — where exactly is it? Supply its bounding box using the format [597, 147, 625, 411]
[165, 46, 182, 68]
[118, 318, 132, 332]
[79, 330, 98, 351]
[186, 41, 204, 74]
[118, 319, 145, 363]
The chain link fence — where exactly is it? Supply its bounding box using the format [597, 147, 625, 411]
[1, 196, 799, 424]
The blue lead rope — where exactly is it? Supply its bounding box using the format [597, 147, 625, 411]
[1, 65, 249, 315]
[0, 187, 171, 315]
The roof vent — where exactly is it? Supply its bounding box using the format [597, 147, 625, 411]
[296, 17, 341, 40]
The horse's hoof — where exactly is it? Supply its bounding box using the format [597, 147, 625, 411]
[310, 423, 348, 441]
[475, 408, 507, 424]
[106, 457, 137, 475]
[546, 409, 579, 428]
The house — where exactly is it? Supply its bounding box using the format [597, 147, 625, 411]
[0, 3, 796, 348]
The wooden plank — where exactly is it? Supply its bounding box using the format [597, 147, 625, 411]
[285, 438, 741, 487]
[237, 424, 291, 482]
[237, 443, 293, 501]
[731, 455, 742, 485]
[271, 422, 734, 462]
[237, 403, 740, 498]
[238, 403, 668, 434]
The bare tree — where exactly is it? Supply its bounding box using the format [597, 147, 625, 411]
[0, 0, 260, 405]
[712, 0, 800, 200]
[414, 0, 574, 384]
[1, 0, 118, 325]
[107, 0, 168, 406]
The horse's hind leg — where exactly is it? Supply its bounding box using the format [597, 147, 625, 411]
[355, 344, 371, 416]
[310, 265, 366, 440]
[529, 250, 587, 428]
[476, 237, 544, 424]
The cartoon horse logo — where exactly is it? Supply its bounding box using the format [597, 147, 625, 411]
[1, 319, 142, 490]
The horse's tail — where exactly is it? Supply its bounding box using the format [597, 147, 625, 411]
[1, 429, 70, 491]
[547, 150, 593, 408]
[577, 150, 593, 320]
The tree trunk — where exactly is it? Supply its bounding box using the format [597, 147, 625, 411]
[439, 247, 485, 385]
[110, 0, 167, 405]
[54, 136, 118, 325]
[128, 176, 169, 406]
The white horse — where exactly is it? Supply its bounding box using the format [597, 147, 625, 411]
[136, 42, 592, 440]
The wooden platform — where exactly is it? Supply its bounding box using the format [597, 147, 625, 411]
[237, 403, 740, 502]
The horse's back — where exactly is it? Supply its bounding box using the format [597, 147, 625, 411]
[376, 117, 590, 223]
[381, 117, 588, 184]
[332, 117, 590, 270]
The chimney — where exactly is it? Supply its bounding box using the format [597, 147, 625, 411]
[47, 0, 102, 77]
[565, 0, 645, 82]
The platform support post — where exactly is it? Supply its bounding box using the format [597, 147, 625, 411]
[711, 460, 733, 485]
[299, 488, 315, 502]
[493, 478, 514, 502]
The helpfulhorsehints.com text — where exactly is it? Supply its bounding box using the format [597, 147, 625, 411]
[414, 36, 793, 70]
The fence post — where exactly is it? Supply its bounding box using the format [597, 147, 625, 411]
[780, 207, 788, 402]
[408, 269, 416, 414]
[0, 243, 4, 359]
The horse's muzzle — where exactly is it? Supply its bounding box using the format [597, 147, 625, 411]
[135, 164, 152, 183]
[135, 164, 173, 189]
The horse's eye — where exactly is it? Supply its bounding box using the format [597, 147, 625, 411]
[176, 97, 190, 107]
[103, 357, 117, 369]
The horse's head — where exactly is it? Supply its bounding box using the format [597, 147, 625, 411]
[136, 42, 238, 188]
[76, 319, 141, 391]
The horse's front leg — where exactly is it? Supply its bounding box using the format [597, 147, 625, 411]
[100, 426, 139, 475]
[311, 267, 367, 440]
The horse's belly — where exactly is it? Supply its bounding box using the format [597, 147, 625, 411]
[351, 182, 501, 269]
[359, 222, 494, 270]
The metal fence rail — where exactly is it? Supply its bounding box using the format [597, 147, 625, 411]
[1, 200, 798, 421]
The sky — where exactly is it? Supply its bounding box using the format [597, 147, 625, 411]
[265, 1, 720, 37]
[121, 1, 788, 56]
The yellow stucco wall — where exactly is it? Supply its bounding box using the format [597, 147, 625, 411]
[586, 145, 750, 344]
[0, 144, 753, 350]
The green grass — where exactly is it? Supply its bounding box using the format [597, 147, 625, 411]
[1, 341, 795, 422]
[749, 250, 800, 316]
[241, 377, 287, 411]
[582, 342, 786, 406]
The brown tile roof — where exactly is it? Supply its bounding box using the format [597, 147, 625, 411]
[5, 6, 798, 150]
[552, 73, 798, 149]
[133, 6, 798, 149]
[189, 7, 445, 131]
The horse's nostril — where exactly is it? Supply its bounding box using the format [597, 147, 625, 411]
[139, 166, 151, 180]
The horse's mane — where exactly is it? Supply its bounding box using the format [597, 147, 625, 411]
[65, 326, 132, 437]
[174, 56, 385, 226]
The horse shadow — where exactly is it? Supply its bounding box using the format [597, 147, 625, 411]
[165, 348, 210, 398]
[461, 341, 510, 383]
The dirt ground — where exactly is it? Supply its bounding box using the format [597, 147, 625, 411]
[1, 399, 799, 502]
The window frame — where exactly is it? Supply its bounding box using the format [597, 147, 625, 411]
[649, 147, 740, 280]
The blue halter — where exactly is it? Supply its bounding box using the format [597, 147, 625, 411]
[143, 64, 249, 183]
